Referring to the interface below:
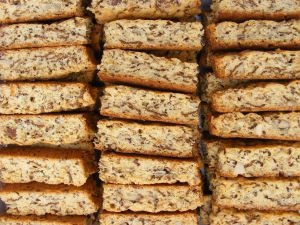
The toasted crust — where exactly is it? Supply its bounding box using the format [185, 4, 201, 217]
[211, 0, 300, 22]
[213, 177, 300, 211]
[98, 49, 198, 93]
[211, 50, 300, 80]
[0, 18, 93, 50]
[0, 179, 100, 215]
[209, 112, 300, 140]
[207, 20, 300, 51]
[89, 0, 200, 23]
[104, 20, 204, 51]
[99, 152, 202, 185]
[211, 80, 300, 112]
[0, 82, 97, 114]
[94, 119, 199, 158]
[0, 46, 97, 81]
[147, 50, 198, 63]
[100, 85, 200, 125]
[0, 0, 84, 24]
[100, 211, 198, 225]
[103, 184, 203, 212]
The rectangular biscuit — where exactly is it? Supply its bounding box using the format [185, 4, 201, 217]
[104, 20, 204, 50]
[211, 50, 300, 80]
[214, 178, 300, 211]
[210, 209, 300, 225]
[0, 147, 97, 186]
[212, 80, 300, 112]
[209, 112, 300, 140]
[0, 215, 90, 225]
[94, 119, 199, 158]
[0, 17, 93, 50]
[0, 0, 84, 24]
[100, 211, 198, 225]
[211, 0, 300, 22]
[0, 82, 97, 114]
[99, 153, 202, 185]
[103, 184, 203, 212]
[0, 46, 97, 81]
[100, 85, 200, 125]
[0, 114, 95, 146]
[147, 50, 198, 63]
[89, 0, 200, 23]
[98, 49, 199, 93]
[207, 20, 300, 51]
[217, 142, 300, 178]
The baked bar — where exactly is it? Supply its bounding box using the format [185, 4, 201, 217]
[148, 50, 198, 63]
[207, 20, 300, 51]
[212, 80, 300, 112]
[200, 196, 212, 225]
[100, 85, 200, 125]
[0, 179, 100, 215]
[0, 17, 93, 50]
[99, 153, 202, 185]
[104, 20, 204, 50]
[89, 0, 200, 23]
[0, 0, 84, 24]
[210, 209, 300, 225]
[213, 178, 300, 211]
[0, 215, 90, 225]
[98, 49, 199, 93]
[211, 0, 300, 21]
[103, 184, 203, 212]
[0, 147, 97, 186]
[0, 46, 97, 81]
[94, 119, 199, 158]
[211, 50, 300, 80]
[0, 114, 94, 146]
[209, 112, 300, 140]
[217, 142, 300, 178]
[200, 72, 248, 103]
[202, 138, 229, 168]
[100, 211, 198, 225]
[0, 82, 97, 114]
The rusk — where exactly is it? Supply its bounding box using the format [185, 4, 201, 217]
[100, 85, 200, 125]
[104, 20, 204, 50]
[98, 49, 198, 93]
[94, 120, 199, 158]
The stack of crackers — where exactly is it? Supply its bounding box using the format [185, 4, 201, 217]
[0, 1, 100, 224]
[200, 0, 300, 224]
[88, 0, 205, 224]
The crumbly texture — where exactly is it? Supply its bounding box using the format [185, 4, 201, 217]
[148, 50, 198, 63]
[209, 112, 300, 140]
[200, 196, 212, 225]
[213, 178, 300, 211]
[89, 0, 200, 23]
[211, 50, 300, 80]
[94, 120, 199, 158]
[202, 138, 228, 168]
[200, 72, 248, 103]
[0, 82, 96, 114]
[99, 153, 202, 185]
[98, 49, 198, 93]
[0, 46, 97, 81]
[100, 85, 200, 125]
[104, 20, 204, 50]
[207, 20, 300, 51]
[103, 184, 203, 212]
[0, 114, 94, 146]
[217, 143, 300, 178]
[100, 212, 198, 225]
[0, 0, 84, 24]
[211, 0, 300, 21]
[212, 80, 300, 112]
[0, 179, 100, 215]
[0, 215, 89, 225]
[0, 17, 93, 50]
[0, 147, 97, 186]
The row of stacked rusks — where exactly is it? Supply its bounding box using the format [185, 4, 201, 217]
[199, 0, 300, 225]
